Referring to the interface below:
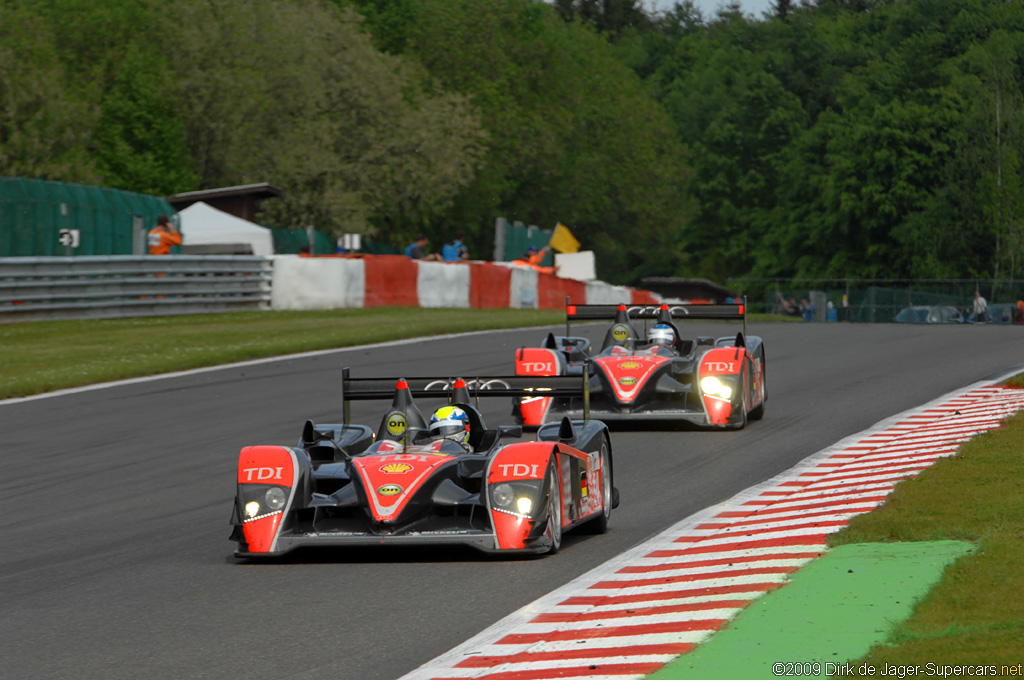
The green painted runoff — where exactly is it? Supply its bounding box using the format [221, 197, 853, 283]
[646, 541, 974, 680]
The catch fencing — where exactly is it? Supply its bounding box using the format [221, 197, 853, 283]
[0, 256, 273, 323]
[729, 278, 1024, 323]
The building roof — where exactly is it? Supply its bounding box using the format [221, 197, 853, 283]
[165, 183, 282, 205]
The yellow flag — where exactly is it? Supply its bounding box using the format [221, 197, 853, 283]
[549, 223, 580, 253]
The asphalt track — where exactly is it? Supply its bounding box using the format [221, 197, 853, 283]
[2, 321, 1022, 680]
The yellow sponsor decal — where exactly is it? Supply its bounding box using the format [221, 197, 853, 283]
[620, 361, 641, 369]
[611, 324, 629, 341]
[380, 463, 413, 474]
[378, 484, 403, 496]
[386, 412, 407, 436]
[619, 376, 638, 386]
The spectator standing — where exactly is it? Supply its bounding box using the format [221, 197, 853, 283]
[405, 235, 440, 261]
[441, 232, 469, 262]
[972, 290, 988, 323]
[148, 214, 181, 255]
[800, 298, 814, 321]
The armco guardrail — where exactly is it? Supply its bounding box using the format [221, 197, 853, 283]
[0, 256, 272, 323]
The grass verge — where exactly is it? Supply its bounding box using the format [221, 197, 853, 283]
[0, 308, 786, 401]
[0, 307, 562, 400]
[827, 394, 1024, 667]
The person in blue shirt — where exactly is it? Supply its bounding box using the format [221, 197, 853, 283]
[441, 232, 469, 262]
[405, 235, 440, 261]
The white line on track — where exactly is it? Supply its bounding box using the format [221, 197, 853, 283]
[398, 372, 1024, 680]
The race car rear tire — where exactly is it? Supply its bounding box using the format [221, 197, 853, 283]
[580, 435, 612, 534]
[545, 459, 562, 554]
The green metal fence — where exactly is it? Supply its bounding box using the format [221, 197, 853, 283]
[730, 278, 1024, 323]
[0, 177, 176, 257]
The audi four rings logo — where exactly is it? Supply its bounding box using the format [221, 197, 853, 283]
[705, 361, 735, 372]
[423, 379, 512, 391]
[424, 380, 451, 391]
[474, 379, 511, 390]
[626, 305, 691, 316]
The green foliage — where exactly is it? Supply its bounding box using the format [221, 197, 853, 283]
[5, 0, 1024, 285]
[94, 44, 199, 195]
[391, 0, 692, 282]
[165, 0, 486, 236]
[0, 4, 99, 182]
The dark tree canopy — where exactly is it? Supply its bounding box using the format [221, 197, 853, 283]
[3, 0, 1024, 284]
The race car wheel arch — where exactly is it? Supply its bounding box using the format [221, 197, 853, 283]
[749, 346, 766, 421]
[579, 433, 612, 534]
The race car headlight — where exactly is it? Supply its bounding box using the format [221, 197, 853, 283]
[265, 487, 287, 511]
[701, 376, 733, 400]
[238, 484, 290, 521]
[489, 481, 541, 518]
[492, 483, 514, 508]
[516, 497, 533, 515]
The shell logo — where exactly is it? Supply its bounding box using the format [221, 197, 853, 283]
[619, 376, 638, 386]
[620, 361, 641, 369]
[380, 463, 413, 474]
[378, 484, 403, 496]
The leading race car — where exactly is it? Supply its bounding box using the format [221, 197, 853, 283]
[229, 371, 618, 558]
[514, 300, 766, 429]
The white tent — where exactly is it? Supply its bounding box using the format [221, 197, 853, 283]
[178, 201, 275, 256]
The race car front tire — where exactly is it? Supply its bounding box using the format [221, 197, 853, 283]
[545, 459, 562, 554]
[749, 347, 766, 421]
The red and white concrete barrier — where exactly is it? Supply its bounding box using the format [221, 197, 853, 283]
[271, 255, 657, 310]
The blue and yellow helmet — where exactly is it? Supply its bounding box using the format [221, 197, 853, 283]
[429, 405, 470, 443]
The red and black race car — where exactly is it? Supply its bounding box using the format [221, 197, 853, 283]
[230, 371, 617, 558]
[514, 300, 766, 429]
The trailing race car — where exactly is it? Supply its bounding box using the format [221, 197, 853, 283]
[230, 371, 617, 558]
[514, 300, 766, 429]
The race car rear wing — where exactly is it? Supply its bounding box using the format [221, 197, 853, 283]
[565, 298, 747, 338]
[340, 368, 591, 423]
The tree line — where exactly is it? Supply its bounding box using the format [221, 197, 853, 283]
[1, 0, 1022, 285]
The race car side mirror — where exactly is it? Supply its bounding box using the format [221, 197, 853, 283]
[498, 425, 523, 439]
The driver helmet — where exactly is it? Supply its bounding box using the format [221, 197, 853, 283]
[647, 323, 676, 347]
[429, 405, 470, 444]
